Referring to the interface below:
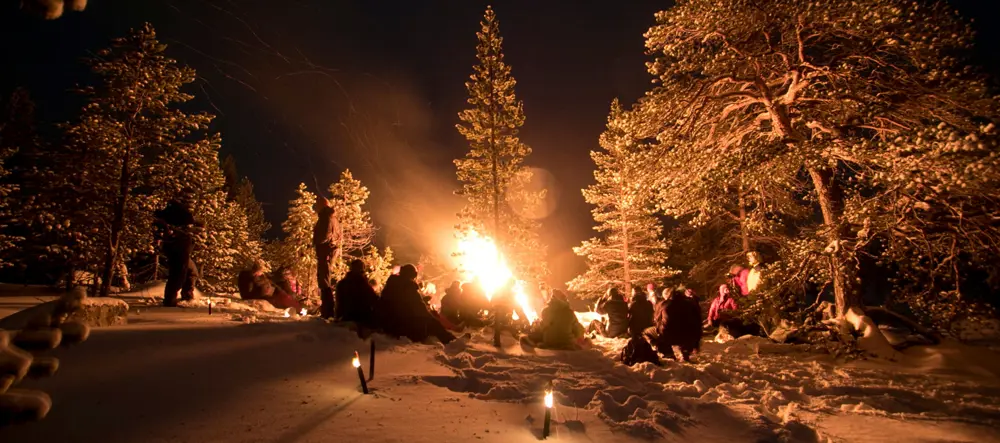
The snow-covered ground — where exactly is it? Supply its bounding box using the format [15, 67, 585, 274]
[2, 285, 1000, 442]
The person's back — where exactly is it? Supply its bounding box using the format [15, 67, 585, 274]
[665, 293, 701, 353]
[336, 262, 379, 325]
[597, 290, 629, 338]
[628, 296, 655, 337]
[440, 282, 462, 324]
[539, 295, 583, 349]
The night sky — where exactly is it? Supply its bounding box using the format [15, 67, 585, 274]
[2, 0, 999, 287]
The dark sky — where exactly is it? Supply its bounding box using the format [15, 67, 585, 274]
[2, 0, 999, 287]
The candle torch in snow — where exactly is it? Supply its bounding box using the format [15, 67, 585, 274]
[208, 297, 212, 315]
[353, 351, 369, 394]
[543, 386, 554, 439]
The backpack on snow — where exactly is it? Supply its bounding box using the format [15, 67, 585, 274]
[619, 336, 661, 367]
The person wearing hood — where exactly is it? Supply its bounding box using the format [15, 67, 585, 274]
[377, 264, 457, 344]
[522, 290, 584, 350]
[313, 196, 341, 319]
[593, 287, 629, 338]
[153, 197, 199, 307]
[708, 284, 738, 327]
[335, 259, 379, 328]
[645, 288, 702, 362]
[439, 281, 464, 326]
[628, 287, 655, 337]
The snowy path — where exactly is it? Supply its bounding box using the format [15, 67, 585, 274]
[0, 315, 630, 443]
[2, 308, 1000, 443]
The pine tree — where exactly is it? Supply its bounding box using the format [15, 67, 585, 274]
[362, 245, 394, 290]
[276, 183, 318, 299]
[0, 89, 36, 268]
[638, 0, 997, 322]
[221, 155, 270, 242]
[45, 24, 217, 297]
[455, 6, 547, 283]
[327, 169, 375, 281]
[568, 100, 675, 298]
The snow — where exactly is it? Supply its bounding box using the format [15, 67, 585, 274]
[1, 295, 999, 442]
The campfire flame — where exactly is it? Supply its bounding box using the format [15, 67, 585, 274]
[454, 229, 539, 324]
[455, 230, 512, 300]
[283, 308, 291, 318]
[574, 311, 607, 328]
[299, 308, 307, 316]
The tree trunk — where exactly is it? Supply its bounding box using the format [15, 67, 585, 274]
[621, 189, 631, 295]
[99, 150, 130, 298]
[807, 166, 861, 317]
[737, 181, 750, 256]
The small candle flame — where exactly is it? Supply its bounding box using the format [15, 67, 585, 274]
[352, 356, 360, 368]
[544, 389, 553, 408]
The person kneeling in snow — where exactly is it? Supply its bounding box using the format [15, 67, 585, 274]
[376, 264, 457, 344]
[521, 290, 585, 350]
[644, 288, 702, 362]
[335, 259, 379, 330]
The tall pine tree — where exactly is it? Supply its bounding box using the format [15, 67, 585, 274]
[275, 183, 318, 299]
[455, 6, 547, 283]
[327, 169, 375, 281]
[568, 100, 675, 298]
[54, 24, 218, 297]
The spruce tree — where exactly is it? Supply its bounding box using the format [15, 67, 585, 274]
[277, 183, 318, 299]
[51, 24, 216, 297]
[455, 6, 547, 283]
[568, 100, 675, 298]
[327, 169, 375, 281]
[639, 0, 998, 322]
[362, 245, 394, 290]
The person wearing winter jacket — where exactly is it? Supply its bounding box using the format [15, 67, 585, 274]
[628, 287, 655, 337]
[593, 287, 629, 338]
[645, 288, 702, 361]
[335, 259, 379, 328]
[439, 281, 464, 326]
[522, 290, 585, 350]
[376, 264, 456, 344]
[153, 198, 198, 307]
[708, 284, 738, 326]
[313, 196, 341, 319]
[458, 279, 490, 326]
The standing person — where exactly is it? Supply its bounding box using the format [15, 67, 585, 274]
[153, 198, 197, 307]
[628, 287, 655, 337]
[313, 196, 340, 319]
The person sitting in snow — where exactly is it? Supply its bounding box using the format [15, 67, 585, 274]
[376, 264, 457, 344]
[458, 278, 490, 326]
[521, 289, 585, 350]
[490, 279, 530, 344]
[439, 281, 464, 326]
[590, 287, 629, 338]
[628, 287, 655, 338]
[335, 259, 379, 329]
[645, 288, 702, 362]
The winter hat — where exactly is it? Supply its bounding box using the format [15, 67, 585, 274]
[399, 264, 418, 280]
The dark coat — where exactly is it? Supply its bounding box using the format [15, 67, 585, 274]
[654, 295, 702, 351]
[628, 297, 655, 337]
[312, 204, 339, 247]
[439, 286, 462, 324]
[377, 275, 436, 340]
[597, 295, 629, 338]
[335, 270, 379, 325]
[537, 298, 583, 349]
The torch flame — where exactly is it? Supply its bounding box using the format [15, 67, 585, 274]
[544, 389, 554, 408]
[352, 352, 361, 368]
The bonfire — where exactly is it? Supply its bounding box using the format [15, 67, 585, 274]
[454, 230, 538, 324]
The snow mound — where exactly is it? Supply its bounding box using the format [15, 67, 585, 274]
[422, 330, 1000, 439]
